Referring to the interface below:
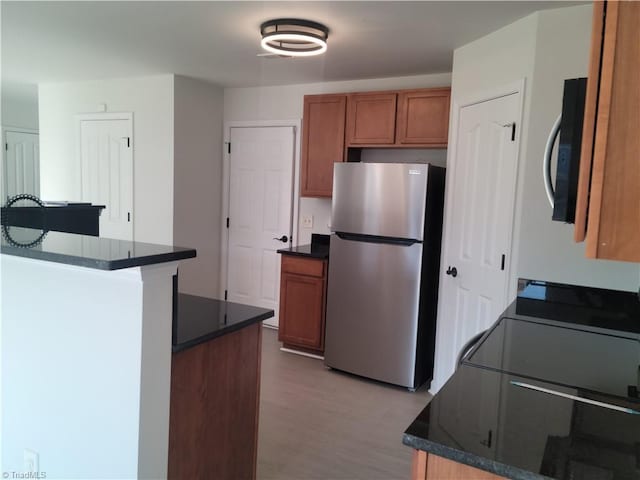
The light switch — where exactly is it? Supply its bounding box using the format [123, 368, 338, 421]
[301, 215, 313, 229]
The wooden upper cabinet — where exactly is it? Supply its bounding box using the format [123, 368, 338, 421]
[301, 94, 347, 197]
[301, 87, 451, 198]
[396, 88, 451, 146]
[346, 92, 398, 145]
[575, 1, 640, 262]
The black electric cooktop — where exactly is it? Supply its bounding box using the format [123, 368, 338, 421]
[465, 280, 640, 402]
[465, 316, 640, 401]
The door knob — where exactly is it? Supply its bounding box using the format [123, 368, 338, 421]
[446, 266, 458, 277]
[273, 235, 289, 243]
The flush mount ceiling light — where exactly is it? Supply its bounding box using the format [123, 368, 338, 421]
[260, 18, 329, 57]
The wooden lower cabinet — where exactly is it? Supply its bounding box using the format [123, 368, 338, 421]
[411, 450, 506, 480]
[278, 255, 328, 354]
[168, 323, 262, 480]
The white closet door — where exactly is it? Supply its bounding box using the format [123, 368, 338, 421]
[3, 131, 40, 202]
[80, 117, 133, 241]
[226, 126, 295, 327]
[434, 92, 521, 391]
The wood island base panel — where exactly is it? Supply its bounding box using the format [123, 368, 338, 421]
[412, 451, 506, 480]
[168, 322, 262, 480]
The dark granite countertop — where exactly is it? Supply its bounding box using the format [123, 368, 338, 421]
[0, 228, 196, 270]
[277, 233, 329, 259]
[403, 280, 640, 480]
[172, 294, 274, 352]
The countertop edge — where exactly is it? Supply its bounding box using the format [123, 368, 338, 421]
[276, 243, 329, 260]
[277, 250, 329, 260]
[401, 433, 553, 480]
[1, 246, 197, 271]
[172, 310, 273, 353]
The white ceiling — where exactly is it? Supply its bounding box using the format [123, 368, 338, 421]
[2, 1, 581, 90]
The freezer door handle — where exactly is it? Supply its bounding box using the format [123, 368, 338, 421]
[335, 232, 418, 246]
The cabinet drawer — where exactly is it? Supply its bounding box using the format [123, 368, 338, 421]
[281, 256, 325, 277]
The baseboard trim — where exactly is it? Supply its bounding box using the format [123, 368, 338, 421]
[280, 347, 324, 361]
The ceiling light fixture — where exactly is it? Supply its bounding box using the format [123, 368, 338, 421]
[260, 18, 329, 57]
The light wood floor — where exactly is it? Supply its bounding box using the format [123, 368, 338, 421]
[257, 327, 432, 480]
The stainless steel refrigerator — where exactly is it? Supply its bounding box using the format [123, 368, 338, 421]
[324, 162, 445, 390]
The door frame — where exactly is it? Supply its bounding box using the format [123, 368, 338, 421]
[219, 120, 301, 304]
[2, 126, 39, 137]
[431, 79, 526, 393]
[75, 112, 134, 238]
[2, 127, 40, 202]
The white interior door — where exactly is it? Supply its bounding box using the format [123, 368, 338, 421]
[226, 126, 295, 328]
[433, 92, 521, 391]
[79, 116, 133, 241]
[3, 131, 40, 202]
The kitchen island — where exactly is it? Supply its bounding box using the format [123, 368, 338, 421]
[169, 293, 273, 480]
[1, 229, 195, 479]
[403, 280, 640, 480]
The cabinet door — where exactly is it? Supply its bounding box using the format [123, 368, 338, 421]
[301, 94, 346, 198]
[346, 93, 397, 145]
[578, 1, 640, 262]
[574, 1, 605, 243]
[396, 88, 451, 146]
[278, 271, 326, 351]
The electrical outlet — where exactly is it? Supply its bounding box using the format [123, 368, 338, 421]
[301, 215, 313, 229]
[24, 448, 39, 472]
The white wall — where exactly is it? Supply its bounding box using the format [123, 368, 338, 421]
[450, 11, 538, 301]
[1, 83, 39, 130]
[1, 255, 176, 478]
[450, 4, 638, 295]
[173, 76, 224, 298]
[224, 72, 452, 245]
[38, 75, 175, 244]
[432, 11, 538, 394]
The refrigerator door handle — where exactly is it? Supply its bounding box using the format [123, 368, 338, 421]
[335, 232, 419, 246]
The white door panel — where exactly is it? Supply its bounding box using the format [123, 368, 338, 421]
[3, 131, 40, 202]
[79, 117, 133, 241]
[227, 126, 295, 327]
[434, 92, 521, 390]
